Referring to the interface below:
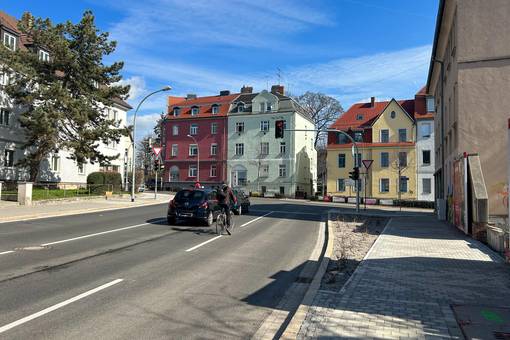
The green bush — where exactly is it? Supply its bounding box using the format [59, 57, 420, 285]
[103, 172, 122, 192]
[87, 172, 105, 185]
[394, 200, 435, 209]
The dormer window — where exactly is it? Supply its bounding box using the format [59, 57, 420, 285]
[237, 103, 244, 113]
[3, 32, 16, 51]
[173, 107, 180, 116]
[211, 105, 219, 114]
[267, 102, 273, 111]
[38, 49, 50, 62]
[259, 102, 266, 112]
[356, 114, 364, 121]
[191, 106, 199, 116]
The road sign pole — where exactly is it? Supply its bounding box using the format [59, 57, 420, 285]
[155, 163, 158, 200]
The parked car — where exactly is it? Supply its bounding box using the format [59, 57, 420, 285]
[232, 189, 250, 215]
[138, 184, 145, 192]
[167, 188, 219, 226]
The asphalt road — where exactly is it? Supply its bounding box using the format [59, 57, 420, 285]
[0, 198, 329, 339]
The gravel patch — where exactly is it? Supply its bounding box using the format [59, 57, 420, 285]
[320, 215, 388, 291]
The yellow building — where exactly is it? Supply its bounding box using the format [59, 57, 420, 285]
[327, 95, 428, 202]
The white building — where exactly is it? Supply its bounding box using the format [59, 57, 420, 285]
[227, 85, 317, 197]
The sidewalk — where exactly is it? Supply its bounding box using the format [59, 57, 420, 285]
[0, 192, 172, 223]
[296, 215, 510, 339]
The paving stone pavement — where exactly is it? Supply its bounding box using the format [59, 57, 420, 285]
[297, 215, 510, 339]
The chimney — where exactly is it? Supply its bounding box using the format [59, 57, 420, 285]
[186, 94, 197, 100]
[219, 90, 231, 96]
[370, 96, 375, 107]
[270, 85, 285, 95]
[240, 85, 253, 94]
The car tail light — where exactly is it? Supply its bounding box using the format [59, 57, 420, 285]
[200, 201, 208, 209]
[169, 199, 176, 208]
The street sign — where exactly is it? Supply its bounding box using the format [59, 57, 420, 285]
[152, 146, 162, 157]
[362, 159, 373, 170]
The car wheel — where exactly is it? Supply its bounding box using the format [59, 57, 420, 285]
[206, 211, 214, 226]
[167, 216, 176, 225]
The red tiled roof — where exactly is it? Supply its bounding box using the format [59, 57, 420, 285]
[0, 11, 28, 51]
[166, 93, 240, 119]
[328, 142, 415, 149]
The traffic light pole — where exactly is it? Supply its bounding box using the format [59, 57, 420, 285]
[286, 128, 360, 213]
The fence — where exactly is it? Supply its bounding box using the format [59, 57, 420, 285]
[31, 182, 122, 201]
[1, 182, 18, 201]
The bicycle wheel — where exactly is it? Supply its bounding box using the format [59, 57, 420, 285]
[216, 214, 224, 235]
[225, 212, 234, 235]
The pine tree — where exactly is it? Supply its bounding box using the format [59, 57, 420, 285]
[0, 11, 130, 181]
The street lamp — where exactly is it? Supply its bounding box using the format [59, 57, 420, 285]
[131, 85, 172, 202]
[187, 134, 200, 183]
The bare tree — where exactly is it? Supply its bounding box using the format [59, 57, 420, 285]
[294, 92, 344, 148]
[390, 150, 414, 211]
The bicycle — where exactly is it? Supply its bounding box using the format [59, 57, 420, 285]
[216, 207, 235, 235]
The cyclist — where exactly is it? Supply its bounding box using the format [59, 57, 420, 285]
[216, 183, 237, 232]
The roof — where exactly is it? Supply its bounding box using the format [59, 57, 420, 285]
[0, 11, 29, 51]
[112, 97, 133, 110]
[166, 93, 240, 119]
[426, 0, 446, 93]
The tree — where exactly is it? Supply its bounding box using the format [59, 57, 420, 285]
[294, 92, 344, 148]
[137, 136, 153, 176]
[0, 11, 130, 181]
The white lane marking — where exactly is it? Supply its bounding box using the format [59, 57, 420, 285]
[250, 209, 317, 216]
[239, 211, 273, 228]
[185, 235, 222, 252]
[41, 219, 165, 246]
[0, 278, 123, 334]
[0, 250, 14, 256]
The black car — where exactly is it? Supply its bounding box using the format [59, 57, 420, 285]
[168, 188, 219, 226]
[232, 189, 250, 215]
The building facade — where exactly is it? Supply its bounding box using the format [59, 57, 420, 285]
[327, 89, 435, 202]
[427, 0, 510, 217]
[0, 11, 132, 185]
[163, 92, 238, 189]
[227, 85, 317, 197]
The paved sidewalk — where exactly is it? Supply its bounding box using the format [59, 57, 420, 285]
[0, 192, 172, 223]
[297, 215, 510, 339]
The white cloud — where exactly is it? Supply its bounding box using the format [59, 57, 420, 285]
[129, 112, 162, 141]
[117, 76, 147, 101]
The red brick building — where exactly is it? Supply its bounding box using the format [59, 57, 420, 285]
[162, 91, 239, 189]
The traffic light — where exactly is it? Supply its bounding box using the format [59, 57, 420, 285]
[349, 167, 360, 181]
[275, 120, 284, 138]
[154, 158, 159, 169]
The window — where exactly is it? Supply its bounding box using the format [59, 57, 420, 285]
[356, 153, 362, 167]
[420, 123, 431, 138]
[0, 72, 9, 86]
[0, 109, 10, 126]
[279, 164, 287, 177]
[190, 124, 198, 135]
[380, 129, 389, 143]
[259, 102, 266, 112]
[188, 165, 197, 177]
[426, 96, 435, 112]
[260, 142, 269, 155]
[51, 154, 60, 172]
[235, 143, 244, 156]
[3, 32, 16, 51]
[237, 103, 244, 112]
[423, 178, 432, 194]
[422, 150, 431, 165]
[398, 129, 407, 142]
[354, 132, 363, 142]
[380, 178, 389, 192]
[338, 153, 346, 168]
[189, 144, 198, 156]
[356, 114, 363, 120]
[211, 123, 218, 134]
[210, 143, 217, 155]
[266, 102, 272, 111]
[337, 179, 345, 192]
[38, 49, 50, 62]
[210, 164, 217, 177]
[260, 120, 269, 132]
[171, 144, 178, 157]
[398, 152, 407, 167]
[399, 176, 408, 193]
[280, 142, 286, 154]
[236, 122, 244, 133]
[4, 150, 14, 167]
[77, 163, 85, 175]
[173, 107, 180, 116]
[390, 111, 396, 119]
[380, 152, 389, 167]
[337, 133, 349, 144]
[191, 107, 199, 116]
[172, 125, 179, 136]
[211, 105, 219, 114]
[169, 166, 179, 181]
[261, 164, 269, 176]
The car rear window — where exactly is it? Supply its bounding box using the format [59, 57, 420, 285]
[176, 190, 206, 201]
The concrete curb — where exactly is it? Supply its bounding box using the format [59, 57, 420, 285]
[0, 198, 171, 224]
[279, 214, 335, 339]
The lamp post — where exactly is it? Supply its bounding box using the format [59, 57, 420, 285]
[187, 134, 200, 183]
[131, 86, 172, 202]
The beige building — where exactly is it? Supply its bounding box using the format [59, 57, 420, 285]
[427, 0, 510, 218]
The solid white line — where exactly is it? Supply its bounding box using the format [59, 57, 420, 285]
[41, 220, 165, 246]
[0, 278, 123, 334]
[0, 250, 14, 256]
[185, 235, 222, 252]
[239, 211, 273, 228]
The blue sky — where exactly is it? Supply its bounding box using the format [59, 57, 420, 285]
[4, 0, 438, 140]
